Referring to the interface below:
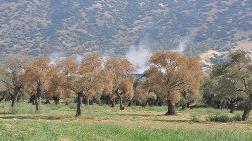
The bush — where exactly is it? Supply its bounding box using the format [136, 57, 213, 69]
[208, 114, 232, 122]
[191, 115, 200, 122]
[232, 113, 242, 121]
[208, 113, 243, 122]
[67, 103, 76, 109]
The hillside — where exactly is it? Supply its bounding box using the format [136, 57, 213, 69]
[1, 0, 252, 63]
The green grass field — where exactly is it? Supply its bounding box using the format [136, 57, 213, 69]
[0, 102, 252, 141]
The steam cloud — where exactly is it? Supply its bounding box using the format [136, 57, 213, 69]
[173, 38, 189, 54]
[49, 52, 65, 65]
[126, 42, 152, 74]
[49, 52, 83, 64]
[49, 38, 189, 73]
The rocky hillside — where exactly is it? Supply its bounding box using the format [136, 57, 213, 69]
[1, 0, 252, 62]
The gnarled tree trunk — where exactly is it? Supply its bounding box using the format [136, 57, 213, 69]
[242, 105, 251, 121]
[119, 95, 125, 110]
[35, 82, 43, 111]
[110, 96, 116, 107]
[181, 104, 186, 110]
[116, 89, 124, 110]
[53, 96, 60, 105]
[86, 96, 90, 106]
[229, 101, 236, 113]
[76, 92, 83, 117]
[11, 93, 18, 107]
[165, 100, 176, 115]
[28, 95, 36, 105]
[0, 96, 5, 103]
[35, 96, 41, 111]
[111, 100, 115, 107]
[45, 97, 50, 104]
[11, 86, 21, 107]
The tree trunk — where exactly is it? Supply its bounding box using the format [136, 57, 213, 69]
[35, 96, 40, 111]
[86, 97, 90, 106]
[181, 104, 186, 110]
[165, 100, 176, 115]
[11, 86, 21, 107]
[28, 95, 35, 105]
[54, 99, 59, 105]
[115, 88, 125, 110]
[242, 106, 251, 121]
[11, 93, 19, 107]
[111, 98, 115, 107]
[119, 96, 124, 110]
[217, 101, 221, 109]
[0, 96, 5, 103]
[106, 96, 110, 105]
[111, 102, 115, 107]
[187, 102, 190, 108]
[35, 82, 43, 111]
[45, 98, 50, 104]
[229, 101, 236, 113]
[53, 96, 59, 105]
[75, 92, 83, 117]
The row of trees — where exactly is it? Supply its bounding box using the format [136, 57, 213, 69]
[2, 50, 252, 121]
[0, 52, 203, 117]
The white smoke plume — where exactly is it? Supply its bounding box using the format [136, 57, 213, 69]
[49, 52, 65, 65]
[173, 38, 189, 54]
[49, 52, 84, 65]
[126, 42, 152, 74]
[76, 54, 83, 64]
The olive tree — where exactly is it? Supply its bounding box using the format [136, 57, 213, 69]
[145, 52, 203, 115]
[212, 50, 252, 120]
[103, 58, 135, 110]
[61, 54, 103, 117]
[1, 54, 27, 107]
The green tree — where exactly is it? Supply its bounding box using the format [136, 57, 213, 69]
[1, 54, 27, 107]
[207, 50, 252, 120]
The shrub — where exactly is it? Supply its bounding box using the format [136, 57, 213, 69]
[67, 103, 76, 109]
[208, 114, 232, 122]
[191, 115, 200, 122]
[208, 113, 243, 122]
[232, 113, 242, 121]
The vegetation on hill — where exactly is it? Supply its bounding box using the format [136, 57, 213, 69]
[1, 0, 252, 59]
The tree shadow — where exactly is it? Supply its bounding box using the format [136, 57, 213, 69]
[153, 119, 215, 124]
[153, 119, 193, 123]
[0, 112, 14, 115]
[0, 115, 63, 120]
[105, 113, 164, 117]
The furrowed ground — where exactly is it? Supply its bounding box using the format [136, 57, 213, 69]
[0, 102, 252, 141]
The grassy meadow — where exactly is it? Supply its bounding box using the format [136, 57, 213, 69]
[0, 102, 252, 141]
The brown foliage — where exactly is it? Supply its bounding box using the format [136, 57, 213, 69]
[22, 58, 51, 110]
[60, 53, 104, 116]
[146, 52, 203, 114]
[103, 58, 135, 109]
[46, 65, 66, 101]
[22, 58, 50, 89]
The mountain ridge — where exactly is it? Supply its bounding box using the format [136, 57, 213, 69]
[1, 0, 252, 62]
